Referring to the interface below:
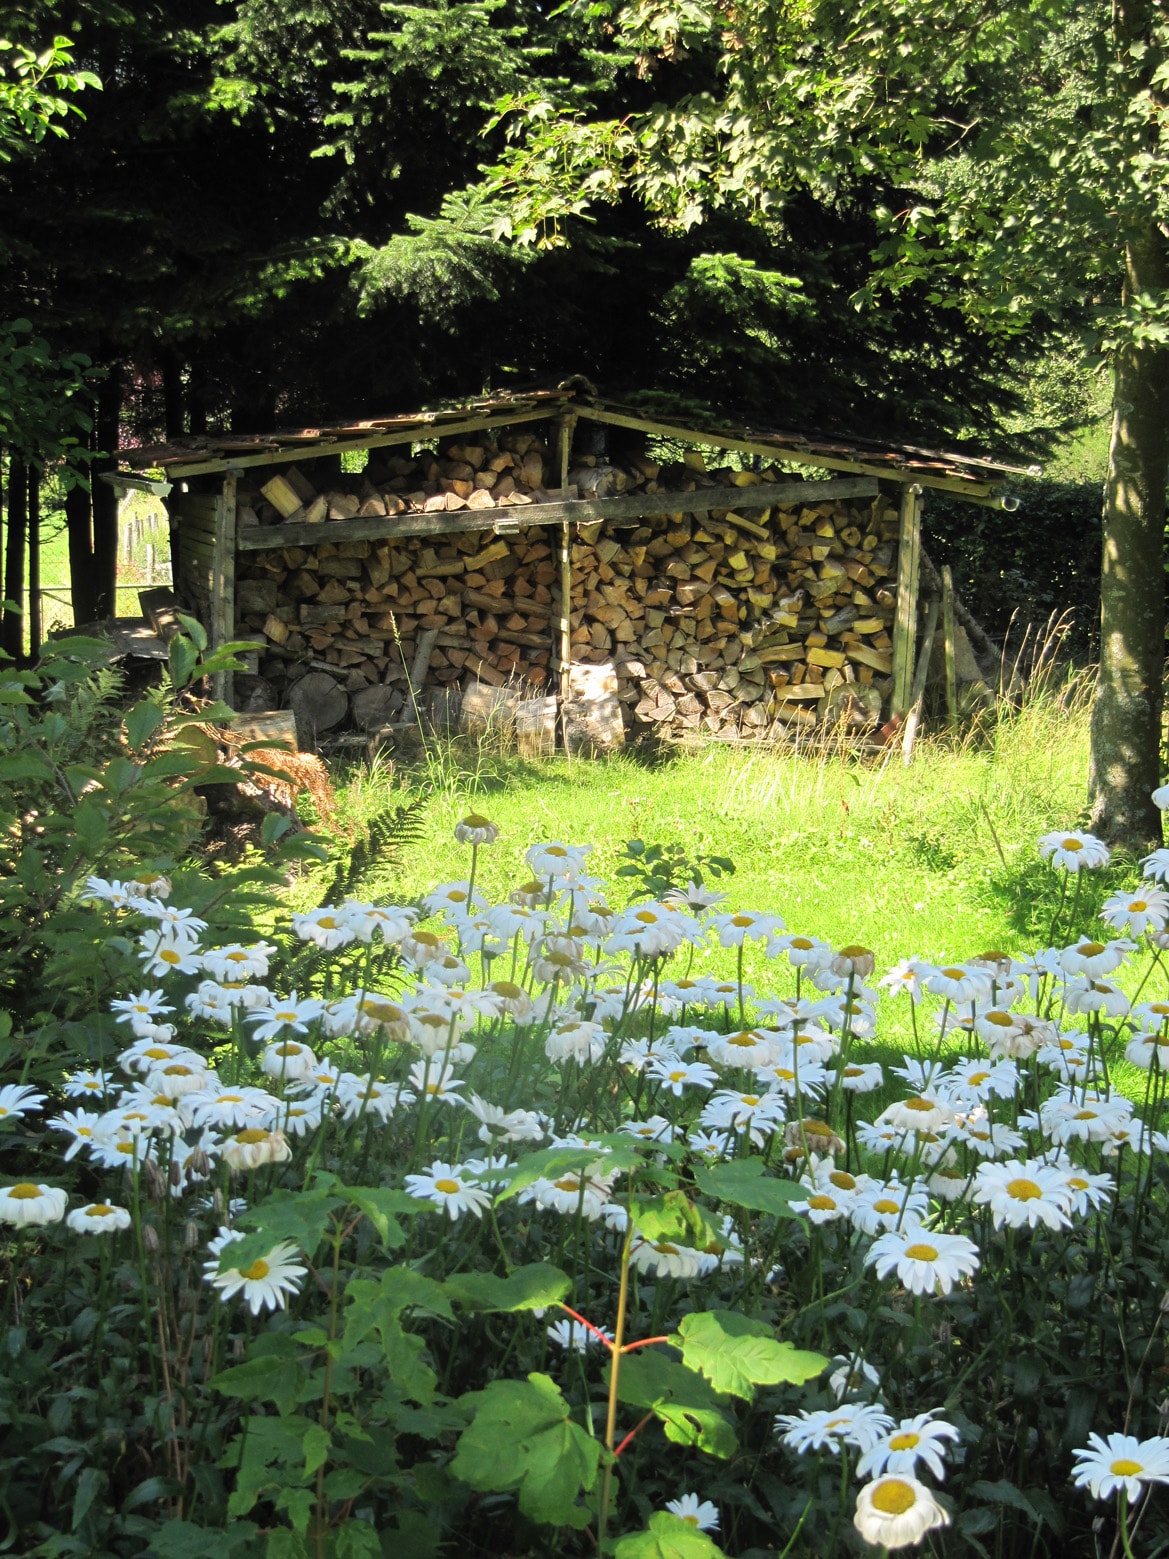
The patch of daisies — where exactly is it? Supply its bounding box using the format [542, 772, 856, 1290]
[3, 800, 1169, 1547]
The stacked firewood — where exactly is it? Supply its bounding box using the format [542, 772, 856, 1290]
[230, 435, 900, 743]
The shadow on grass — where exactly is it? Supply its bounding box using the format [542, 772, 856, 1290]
[983, 856, 1143, 945]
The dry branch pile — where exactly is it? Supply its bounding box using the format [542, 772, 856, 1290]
[229, 433, 901, 744]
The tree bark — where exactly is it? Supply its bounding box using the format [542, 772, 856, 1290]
[27, 466, 40, 661]
[91, 365, 121, 619]
[65, 479, 97, 626]
[2, 454, 27, 662]
[1088, 223, 1169, 851]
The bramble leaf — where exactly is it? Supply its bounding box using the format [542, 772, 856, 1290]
[693, 1158, 807, 1218]
[444, 1262, 570, 1313]
[673, 1311, 826, 1399]
[616, 1512, 727, 1559]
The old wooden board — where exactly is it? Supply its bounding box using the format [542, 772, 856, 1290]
[236, 477, 881, 553]
[210, 473, 238, 705]
[890, 485, 923, 717]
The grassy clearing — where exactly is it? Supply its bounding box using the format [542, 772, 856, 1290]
[316, 670, 1107, 966]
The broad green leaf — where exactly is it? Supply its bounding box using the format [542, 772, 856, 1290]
[673, 1311, 826, 1399]
[211, 1353, 308, 1417]
[302, 1423, 331, 1478]
[177, 615, 208, 652]
[146, 1520, 259, 1557]
[628, 1192, 723, 1250]
[225, 1187, 343, 1270]
[492, 1146, 603, 1203]
[693, 1158, 806, 1218]
[616, 1512, 727, 1559]
[340, 1184, 417, 1250]
[72, 1466, 104, 1530]
[0, 751, 53, 782]
[444, 1262, 570, 1314]
[346, 1266, 453, 1323]
[452, 1372, 601, 1528]
[169, 636, 199, 688]
[612, 1348, 737, 1459]
[343, 1268, 449, 1404]
[124, 700, 166, 750]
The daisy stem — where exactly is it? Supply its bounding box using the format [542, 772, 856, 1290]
[130, 1158, 159, 1395]
[467, 841, 479, 913]
[598, 1221, 636, 1553]
[1118, 1489, 1138, 1559]
[1047, 871, 1068, 948]
[313, 1228, 343, 1559]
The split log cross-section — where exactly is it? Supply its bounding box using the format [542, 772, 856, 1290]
[115, 387, 1028, 747]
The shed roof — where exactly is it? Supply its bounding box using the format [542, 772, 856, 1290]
[114, 384, 1035, 501]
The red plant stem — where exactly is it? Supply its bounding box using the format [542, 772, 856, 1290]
[613, 1412, 654, 1458]
[621, 1335, 670, 1352]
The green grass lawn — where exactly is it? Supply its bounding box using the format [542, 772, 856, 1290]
[317, 671, 1109, 966]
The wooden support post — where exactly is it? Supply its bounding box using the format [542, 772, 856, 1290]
[941, 564, 958, 727]
[891, 483, 923, 716]
[553, 414, 577, 714]
[210, 471, 237, 705]
[410, 627, 438, 695]
[901, 595, 940, 764]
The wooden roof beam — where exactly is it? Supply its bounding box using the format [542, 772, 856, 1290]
[573, 403, 1000, 501]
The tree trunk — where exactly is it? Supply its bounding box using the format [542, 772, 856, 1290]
[27, 465, 40, 660]
[65, 479, 97, 626]
[2, 454, 27, 662]
[91, 365, 121, 619]
[1088, 223, 1169, 851]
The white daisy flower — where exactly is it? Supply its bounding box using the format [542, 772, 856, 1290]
[0, 1182, 68, 1226]
[546, 1317, 610, 1352]
[776, 1403, 894, 1455]
[290, 907, 356, 950]
[828, 1355, 881, 1401]
[1038, 830, 1111, 871]
[879, 958, 938, 1001]
[629, 1237, 706, 1279]
[1141, 847, 1169, 885]
[206, 1239, 306, 1314]
[222, 1127, 292, 1171]
[857, 1411, 960, 1481]
[248, 992, 325, 1043]
[110, 990, 174, 1029]
[646, 1055, 718, 1094]
[340, 902, 417, 945]
[525, 841, 591, 880]
[1062, 978, 1131, 1019]
[663, 1494, 719, 1532]
[837, 1061, 884, 1093]
[82, 876, 137, 907]
[1059, 938, 1136, 979]
[865, 1222, 980, 1294]
[1100, 889, 1169, 937]
[454, 812, 499, 845]
[66, 1202, 132, 1234]
[62, 1069, 114, 1100]
[1071, 1431, 1169, 1503]
[706, 1030, 782, 1069]
[853, 1475, 950, 1549]
[849, 1179, 929, 1236]
[403, 1161, 490, 1220]
[261, 1040, 319, 1084]
[201, 942, 277, 982]
[773, 934, 835, 972]
[710, 910, 785, 947]
[545, 1020, 608, 1065]
[188, 1085, 280, 1130]
[925, 964, 993, 1006]
[138, 935, 203, 978]
[48, 1108, 104, 1161]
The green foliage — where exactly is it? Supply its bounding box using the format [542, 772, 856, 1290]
[616, 837, 735, 901]
[452, 1373, 603, 1528]
[693, 1158, 808, 1219]
[673, 1312, 827, 1399]
[616, 1512, 727, 1559]
[0, 319, 95, 474]
[0, 35, 99, 158]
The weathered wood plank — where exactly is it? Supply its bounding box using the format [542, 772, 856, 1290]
[890, 485, 923, 716]
[236, 477, 881, 553]
[942, 564, 958, 727]
[210, 474, 237, 704]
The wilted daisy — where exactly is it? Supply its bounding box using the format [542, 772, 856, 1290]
[865, 1222, 980, 1295]
[664, 1495, 719, 1532]
[222, 1127, 292, 1171]
[403, 1162, 490, 1220]
[857, 1412, 960, 1480]
[0, 1183, 68, 1226]
[454, 812, 499, 845]
[853, 1475, 950, 1550]
[1063, 978, 1130, 1019]
[776, 1403, 893, 1455]
[1039, 830, 1111, 871]
[1071, 1431, 1169, 1502]
[207, 1238, 306, 1314]
[66, 1202, 132, 1234]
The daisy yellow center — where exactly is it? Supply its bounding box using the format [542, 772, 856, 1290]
[888, 1431, 921, 1451]
[830, 1171, 857, 1190]
[414, 931, 441, 947]
[493, 981, 524, 999]
[143, 1047, 172, 1060]
[941, 967, 966, 979]
[791, 937, 814, 950]
[1111, 1459, 1142, 1477]
[239, 1259, 269, 1281]
[840, 944, 871, 957]
[235, 1129, 269, 1145]
[986, 1011, 1013, 1026]
[9, 1183, 42, 1199]
[635, 910, 659, 924]
[159, 949, 182, 964]
[1007, 1178, 1042, 1200]
[728, 1032, 757, 1047]
[1077, 942, 1105, 956]
[654, 1242, 679, 1255]
[669, 1070, 687, 1082]
[554, 1176, 582, 1192]
[804, 1120, 831, 1135]
[318, 916, 338, 928]
[968, 1071, 990, 1085]
[740, 1095, 760, 1107]
[681, 1515, 700, 1527]
[275, 1043, 303, 1056]
[447, 891, 468, 903]
[1151, 1004, 1169, 1016]
[163, 1064, 195, 1076]
[774, 1069, 796, 1081]
[731, 914, 755, 927]
[808, 1195, 836, 1211]
[87, 1204, 115, 1217]
[1130, 901, 1148, 912]
[1074, 1110, 1098, 1120]
[872, 1479, 918, 1516]
[1061, 837, 1084, 850]
[905, 1097, 935, 1112]
[275, 1011, 298, 1023]
[434, 1179, 461, 1195]
[463, 813, 490, 828]
[1069, 1177, 1088, 1190]
[873, 1199, 900, 1215]
[904, 1243, 939, 1261]
[227, 951, 248, 962]
[546, 847, 567, 857]
[219, 1095, 243, 1104]
[844, 1066, 866, 1077]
